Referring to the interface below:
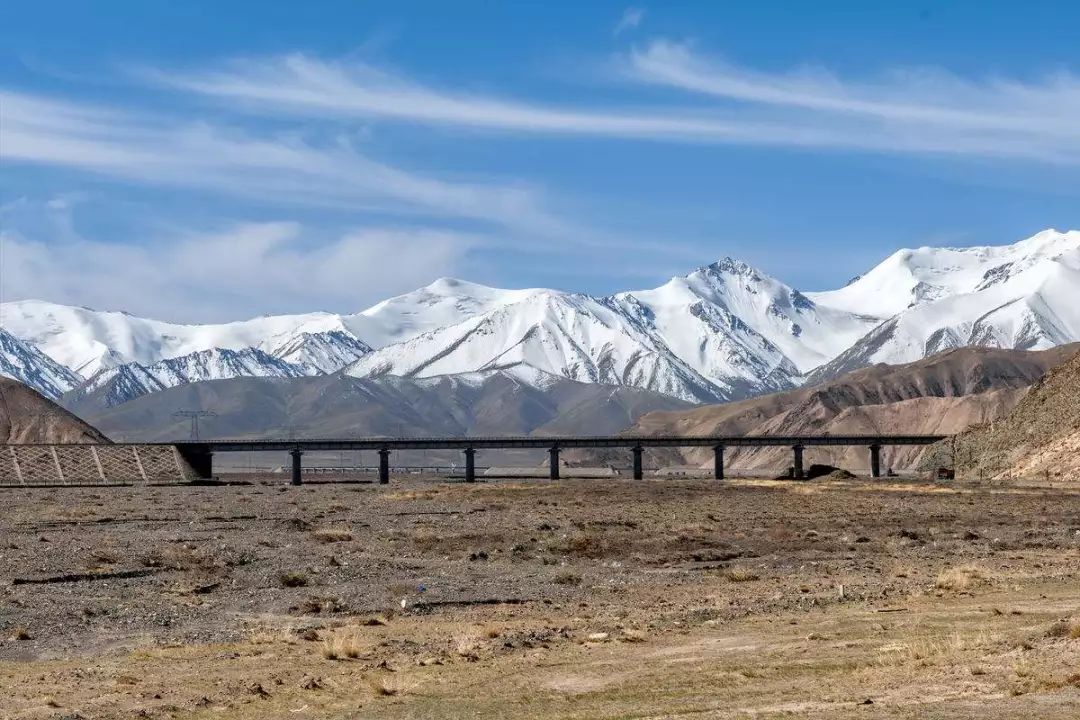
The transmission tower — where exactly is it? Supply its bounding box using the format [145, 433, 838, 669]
[173, 410, 217, 442]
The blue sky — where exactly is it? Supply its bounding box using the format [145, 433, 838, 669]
[2, 1, 1079, 321]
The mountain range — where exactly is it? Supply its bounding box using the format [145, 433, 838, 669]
[2, 229, 1078, 407]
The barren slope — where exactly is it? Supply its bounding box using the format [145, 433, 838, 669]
[948, 346, 1080, 480]
[618, 344, 1077, 474]
[0, 378, 109, 444]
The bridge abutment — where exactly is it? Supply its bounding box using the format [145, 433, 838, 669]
[177, 444, 214, 481]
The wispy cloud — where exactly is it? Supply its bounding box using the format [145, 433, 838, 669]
[147, 47, 1080, 164]
[0, 89, 557, 232]
[614, 7, 645, 36]
[144, 54, 751, 140]
[627, 40, 1080, 163]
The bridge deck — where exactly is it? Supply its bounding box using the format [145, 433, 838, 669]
[167, 434, 947, 452]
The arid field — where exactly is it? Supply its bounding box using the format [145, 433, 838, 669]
[2, 475, 1079, 719]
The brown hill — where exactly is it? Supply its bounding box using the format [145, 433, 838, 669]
[0, 378, 110, 444]
[947, 347, 1080, 481]
[611, 344, 1079, 475]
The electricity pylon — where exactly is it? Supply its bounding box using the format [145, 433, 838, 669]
[172, 410, 217, 442]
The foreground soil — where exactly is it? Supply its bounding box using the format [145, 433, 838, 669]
[1, 476, 1079, 719]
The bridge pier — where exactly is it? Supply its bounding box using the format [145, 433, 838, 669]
[632, 445, 644, 480]
[289, 448, 303, 486]
[177, 444, 214, 481]
[792, 444, 805, 480]
[378, 448, 390, 484]
[464, 447, 476, 483]
[869, 444, 882, 478]
[549, 446, 560, 480]
[713, 444, 725, 480]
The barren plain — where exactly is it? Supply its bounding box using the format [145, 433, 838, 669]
[1, 475, 1079, 719]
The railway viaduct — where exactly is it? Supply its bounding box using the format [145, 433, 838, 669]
[172, 434, 947, 485]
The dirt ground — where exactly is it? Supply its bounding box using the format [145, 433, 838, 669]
[1, 475, 1079, 719]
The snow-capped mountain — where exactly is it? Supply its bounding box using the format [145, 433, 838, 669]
[0, 328, 84, 400]
[806, 229, 1080, 380]
[77, 347, 312, 407]
[270, 330, 372, 375]
[2, 229, 1079, 405]
[345, 259, 879, 402]
[346, 290, 732, 402]
[609, 257, 881, 394]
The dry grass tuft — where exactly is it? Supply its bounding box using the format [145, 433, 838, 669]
[722, 567, 760, 583]
[552, 533, 609, 559]
[877, 630, 995, 668]
[312, 528, 354, 543]
[454, 633, 483, 661]
[935, 564, 989, 591]
[370, 675, 415, 697]
[1045, 619, 1080, 640]
[279, 571, 309, 588]
[553, 571, 583, 586]
[322, 629, 364, 660]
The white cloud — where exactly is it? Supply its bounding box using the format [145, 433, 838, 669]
[0, 216, 477, 322]
[145, 54, 750, 139]
[0, 89, 557, 233]
[627, 40, 1080, 163]
[146, 48, 1080, 164]
[614, 7, 645, 36]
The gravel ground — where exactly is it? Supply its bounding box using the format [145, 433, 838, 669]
[1, 475, 1079, 718]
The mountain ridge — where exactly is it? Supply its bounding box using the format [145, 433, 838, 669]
[3, 229, 1078, 404]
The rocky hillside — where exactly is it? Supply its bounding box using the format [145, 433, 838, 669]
[945, 347, 1080, 480]
[67, 369, 693, 443]
[612, 344, 1078, 475]
[0, 378, 109, 444]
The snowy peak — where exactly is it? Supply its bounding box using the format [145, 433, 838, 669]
[347, 289, 731, 403]
[270, 329, 372, 374]
[0, 299, 349, 377]
[806, 231, 1080, 380]
[0, 328, 84, 400]
[76, 347, 314, 407]
[619, 256, 879, 377]
[809, 229, 1080, 318]
[353, 276, 545, 348]
[78, 363, 166, 408]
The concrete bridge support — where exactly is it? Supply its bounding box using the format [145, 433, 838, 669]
[793, 444, 805, 480]
[549, 446, 560, 480]
[289, 449, 303, 486]
[464, 447, 476, 483]
[378, 448, 390, 485]
[632, 445, 644, 480]
[870, 444, 882, 478]
[713, 445, 725, 480]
